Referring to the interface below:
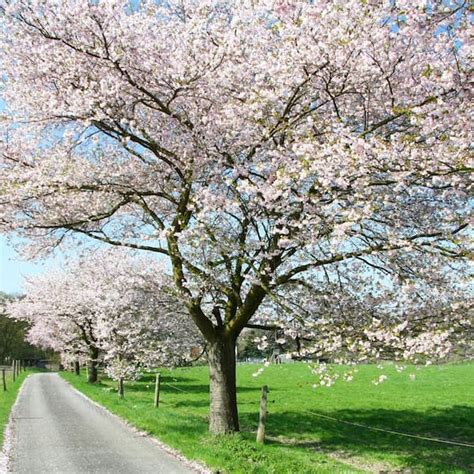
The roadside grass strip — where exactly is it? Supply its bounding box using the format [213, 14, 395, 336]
[0, 370, 32, 472]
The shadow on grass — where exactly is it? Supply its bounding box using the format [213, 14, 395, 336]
[124, 382, 211, 394]
[125, 378, 261, 396]
[136, 374, 195, 384]
[239, 406, 474, 472]
[169, 399, 211, 408]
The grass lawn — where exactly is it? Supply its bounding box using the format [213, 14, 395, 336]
[0, 369, 31, 448]
[61, 362, 474, 473]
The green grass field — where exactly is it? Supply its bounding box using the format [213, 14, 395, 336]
[60, 362, 474, 473]
[0, 369, 31, 448]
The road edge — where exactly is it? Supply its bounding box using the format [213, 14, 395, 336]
[59, 374, 211, 474]
[0, 374, 30, 474]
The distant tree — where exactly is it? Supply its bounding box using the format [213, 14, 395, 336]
[8, 250, 202, 388]
[0, 292, 49, 363]
[0, 293, 22, 362]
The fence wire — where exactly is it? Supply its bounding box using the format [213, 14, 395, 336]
[307, 410, 474, 448]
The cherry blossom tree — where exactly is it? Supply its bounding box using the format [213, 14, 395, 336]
[88, 250, 202, 397]
[8, 249, 201, 388]
[0, 1, 471, 433]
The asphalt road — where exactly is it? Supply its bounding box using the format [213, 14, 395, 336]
[7, 373, 197, 473]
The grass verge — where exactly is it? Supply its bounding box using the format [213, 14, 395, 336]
[61, 362, 473, 473]
[0, 369, 31, 448]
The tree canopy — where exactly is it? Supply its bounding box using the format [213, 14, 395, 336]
[0, 0, 471, 433]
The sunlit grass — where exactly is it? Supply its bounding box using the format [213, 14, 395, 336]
[61, 362, 474, 473]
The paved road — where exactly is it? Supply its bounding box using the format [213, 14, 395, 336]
[7, 373, 196, 473]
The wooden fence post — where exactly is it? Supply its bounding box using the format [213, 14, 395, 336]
[12, 361, 16, 382]
[154, 373, 161, 408]
[256, 385, 269, 443]
[2, 369, 6, 391]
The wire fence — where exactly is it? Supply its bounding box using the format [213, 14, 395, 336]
[147, 380, 473, 449]
[306, 410, 474, 448]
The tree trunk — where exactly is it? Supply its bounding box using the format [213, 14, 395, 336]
[208, 337, 239, 434]
[87, 348, 99, 383]
[74, 360, 80, 376]
[118, 377, 124, 399]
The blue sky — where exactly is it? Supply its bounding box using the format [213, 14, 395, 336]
[0, 236, 63, 294]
